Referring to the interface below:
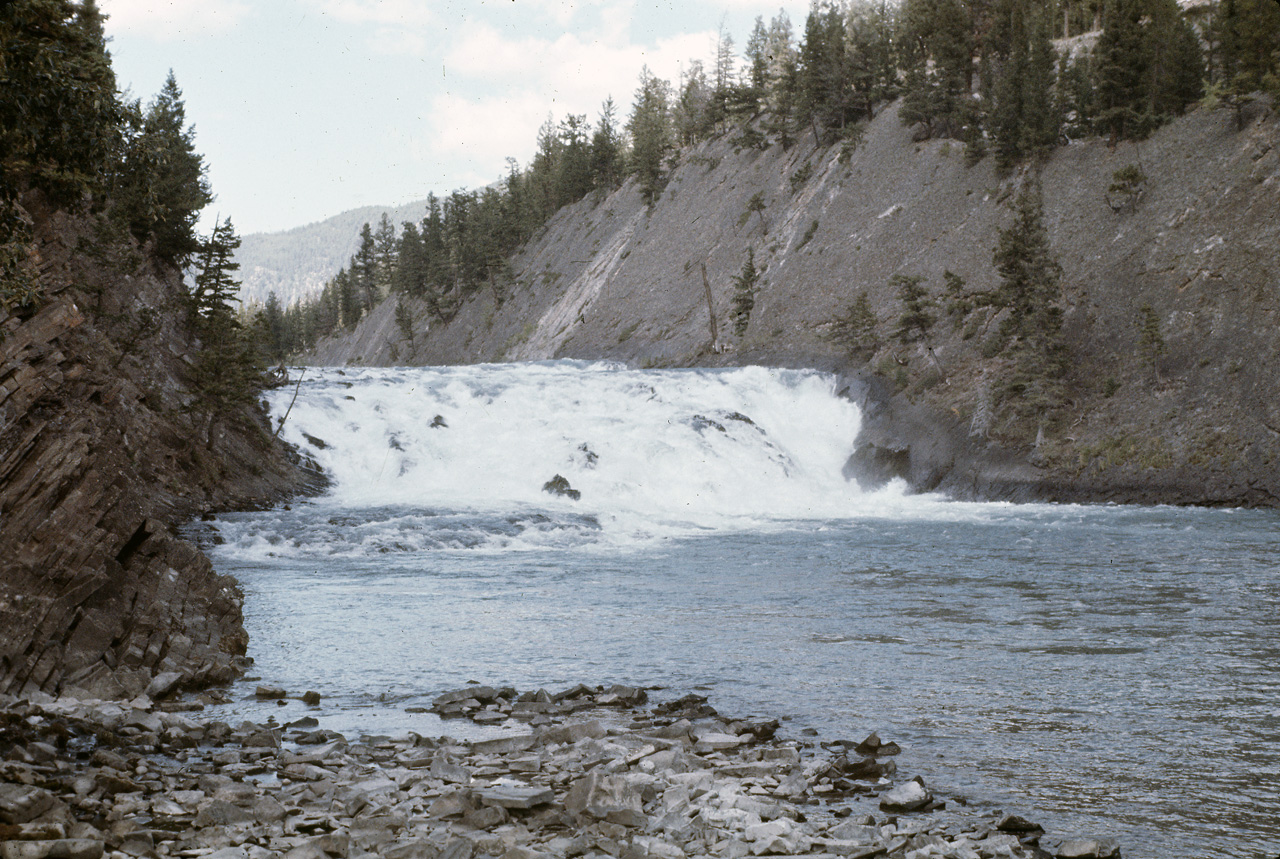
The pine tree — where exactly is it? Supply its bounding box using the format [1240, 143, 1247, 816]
[674, 61, 713, 146]
[373, 213, 398, 293]
[988, 1, 1060, 168]
[627, 67, 673, 206]
[1144, 0, 1204, 120]
[891, 274, 935, 344]
[188, 217, 262, 446]
[1218, 0, 1280, 100]
[991, 182, 1068, 431]
[392, 221, 427, 296]
[1094, 0, 1152, 140]
[1136, 303, 1165, 380]
[731, 247, 762, 337]
[710, 22, 738, 128]
[744, 16, 770, 111]
[350, 222, 378, 312]
[557, 113, 594, 204]
[828, 291, 879, 360]
[111, 71, 213, 263]
[899, 0, 974, 139]
[589, 98, 625, 192]
[261, 291, 286, 364]
[189, 216, 241, 321]
[763, 11, 800, 145]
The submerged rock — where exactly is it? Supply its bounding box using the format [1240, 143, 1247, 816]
[541, 474, 581, 500]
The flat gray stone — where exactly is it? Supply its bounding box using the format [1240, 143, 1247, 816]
[0, 841, 104, 859]
[1057, 838, 1122, 859]
[471, 734, 535, 755]
[477, 784, 555, 809]
[0, 784, 57, 825]
[878, 779, 931, 812]
[434, 686, 497, 708]
[537, 720, 606, 746]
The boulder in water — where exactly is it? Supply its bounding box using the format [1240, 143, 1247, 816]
[542, 474, 580, 500]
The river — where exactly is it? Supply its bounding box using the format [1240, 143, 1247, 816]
[197, 362, 1280, 858]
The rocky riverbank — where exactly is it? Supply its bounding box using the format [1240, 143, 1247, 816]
[1, 684, 1122, 859]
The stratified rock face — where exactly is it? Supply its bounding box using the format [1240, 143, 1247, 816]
[0, 194, 316, 699]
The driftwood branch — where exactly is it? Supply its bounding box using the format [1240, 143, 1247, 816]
[701, 262, 719, 349]
[274, 367, 306, 439]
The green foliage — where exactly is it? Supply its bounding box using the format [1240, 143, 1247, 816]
[797, 219, 820, 250]
[188, 218, 266, 440]
[988, 3, 1061, 170]
[628, 66, 674, 205]
[891, 274, 935, 344]
[899, 0, 975, 140]
[110, 72, 212, 264]
[738, 192, 769, 232]
[1214, 0, 1280, 102]
[837, 123, 867, 163]
[258, 291, 286, 365]
[731, 247, 762, 337]
[1107, 164, 1148, 212]
[590, 98, 625, 191]
[1094, 0, 1204, 142]
[827, 290, 879, 360]
[942, 269, 974, 322]
[731, 125, 769, 152]
[789, 162, 814, 194]
[0, 0, 121, 207]
[190, 217, 241, 322]
[990, 182, 1069, 432]
[1, 204, 39, 314]
[394, 297, 416, 356]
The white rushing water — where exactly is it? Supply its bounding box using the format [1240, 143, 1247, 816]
[225, 362, 975, 561]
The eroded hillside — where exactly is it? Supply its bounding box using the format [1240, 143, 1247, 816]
[306, 100, 1280, 506]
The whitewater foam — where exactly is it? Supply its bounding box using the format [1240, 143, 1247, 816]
[212, 362, 1019, 556]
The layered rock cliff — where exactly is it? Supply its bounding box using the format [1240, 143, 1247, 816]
[0, 192, 319, 699]
[307, 99, 1280, 507]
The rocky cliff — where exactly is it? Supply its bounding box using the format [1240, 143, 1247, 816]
[0, 192, 320, 700]
[306, 99, 1280, 508]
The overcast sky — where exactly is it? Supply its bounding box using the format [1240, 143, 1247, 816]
[100, 0, 813, 236]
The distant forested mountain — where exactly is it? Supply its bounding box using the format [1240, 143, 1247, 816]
[234, 200, 430, 309]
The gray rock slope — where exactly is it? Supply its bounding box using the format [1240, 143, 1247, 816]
[306, 99, 1280, 507]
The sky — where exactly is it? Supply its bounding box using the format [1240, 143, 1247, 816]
[99, 0, 814, 236]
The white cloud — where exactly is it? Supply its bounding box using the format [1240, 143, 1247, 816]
[313, 0, 434, 28]
[425, 90, 555, 173]
[101, 0, 253, 40]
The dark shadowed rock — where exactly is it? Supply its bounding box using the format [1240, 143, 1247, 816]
[542, 475, 580, 500]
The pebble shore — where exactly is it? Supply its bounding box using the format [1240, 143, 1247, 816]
[0, 685, 1121, 859]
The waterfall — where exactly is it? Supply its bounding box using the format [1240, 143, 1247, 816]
[213, 362, 940, 557]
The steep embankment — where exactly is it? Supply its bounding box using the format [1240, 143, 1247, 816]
[308, 99, 1280, 507]
[0, 192, 320, 700]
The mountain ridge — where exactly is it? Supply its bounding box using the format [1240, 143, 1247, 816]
[233, 199, 431, 308]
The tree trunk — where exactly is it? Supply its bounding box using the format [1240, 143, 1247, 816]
[701, 262, 720, 350]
